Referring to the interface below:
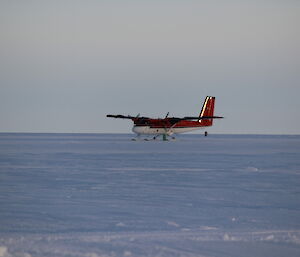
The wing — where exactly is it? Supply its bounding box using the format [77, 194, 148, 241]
[106, 114, 136, 119]
[106, 114, 151, 120]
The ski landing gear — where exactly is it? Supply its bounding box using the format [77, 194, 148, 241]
[152, 135, 168, 141]
[133, 132, 176, 141]
[153, 134, 175, 141]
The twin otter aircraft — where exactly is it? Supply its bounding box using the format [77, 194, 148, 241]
[107, 96, 223, 140]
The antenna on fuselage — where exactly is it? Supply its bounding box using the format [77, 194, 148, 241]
[165, 112, 169, 118]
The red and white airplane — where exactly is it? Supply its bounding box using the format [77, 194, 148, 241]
[107, 96, 223, 140]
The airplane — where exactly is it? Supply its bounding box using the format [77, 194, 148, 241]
[107, 96, 223, 140]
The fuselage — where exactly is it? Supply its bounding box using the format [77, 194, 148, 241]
[132, 119, 209, 136]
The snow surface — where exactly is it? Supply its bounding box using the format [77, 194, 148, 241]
[0, 133, 300, 257]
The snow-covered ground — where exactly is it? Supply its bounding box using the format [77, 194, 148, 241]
[0, 133, 300, 257]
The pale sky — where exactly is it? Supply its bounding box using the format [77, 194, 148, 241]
[0, 1, 299, 134]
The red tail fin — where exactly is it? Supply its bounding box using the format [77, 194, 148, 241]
[198, 96, 215, 126]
